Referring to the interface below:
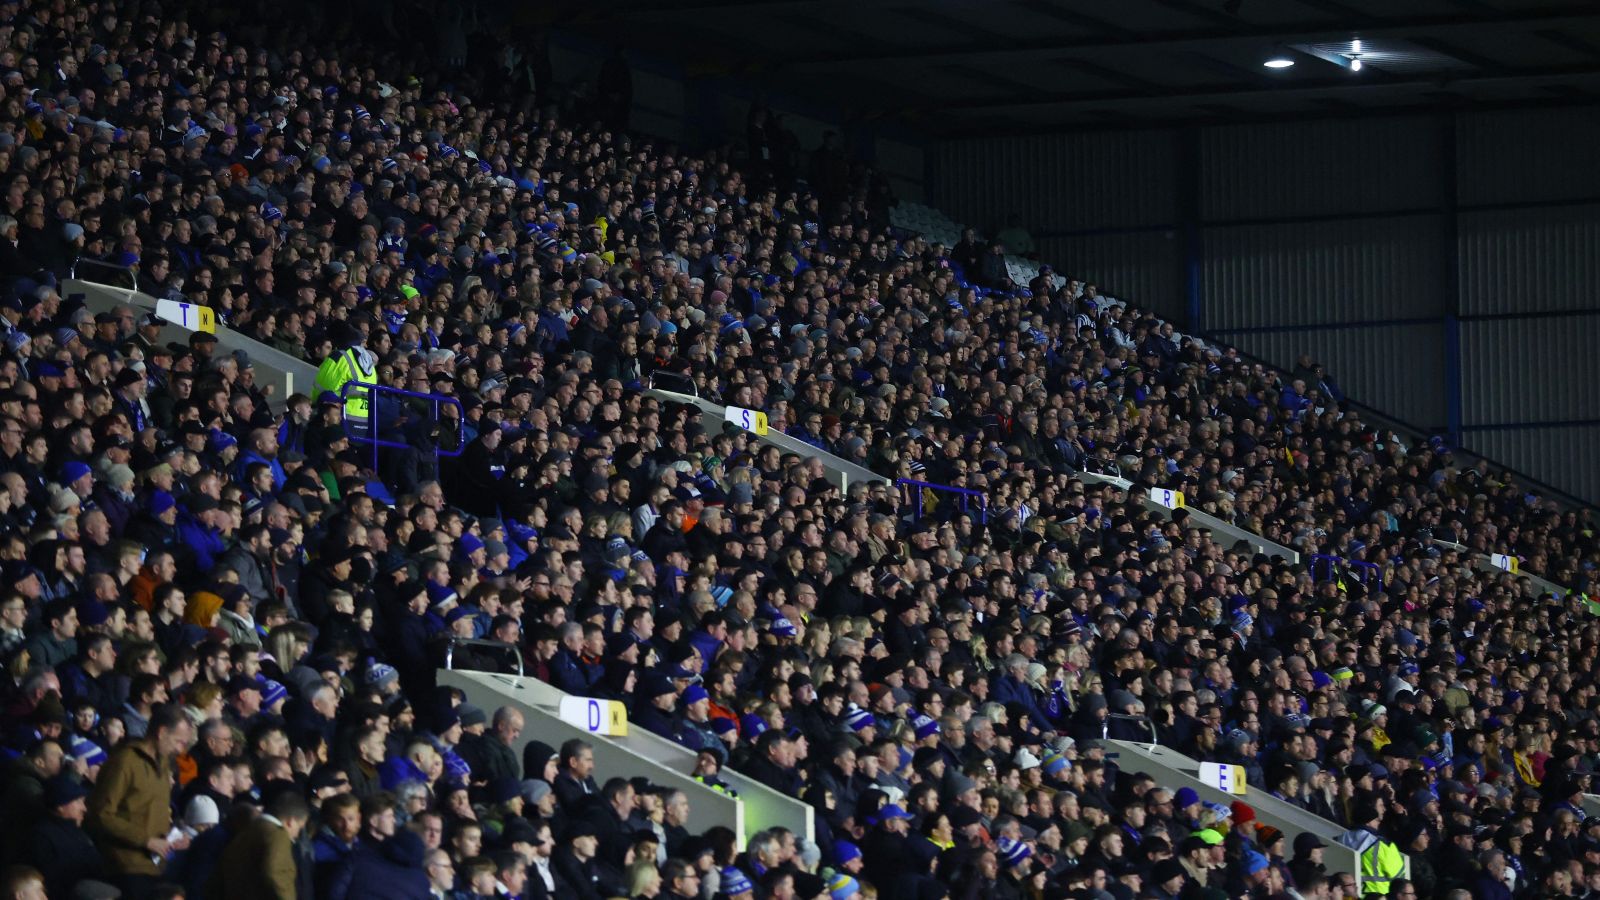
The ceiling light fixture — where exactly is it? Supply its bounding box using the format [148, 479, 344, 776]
[1350, 57, 1363, 71]
[1263, 58, 1295, 69]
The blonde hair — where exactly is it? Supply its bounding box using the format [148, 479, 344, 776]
[626, 860, 661, 896]
[187, 681, 223, 711]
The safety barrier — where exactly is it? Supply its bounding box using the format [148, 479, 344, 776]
[1072, 464, 1299, 563]
[1102, 712, 1157, 744]
[339, 380, 466, 473]
[898, 478, 988, 524]
[1104, 739, 1371, 889]
[439, 669, 813, 849]
[443, 637, 523, 677]
[68, 278, 319, 413]
[643, 384, 888, 490]
[1427, 540, 1570, 598]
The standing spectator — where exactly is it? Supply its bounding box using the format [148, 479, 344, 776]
[206, 789, 311, 900]
[86, 704, 193, 898]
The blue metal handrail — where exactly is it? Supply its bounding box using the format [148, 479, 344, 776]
[1308, 552, 1385, 593]
[1309, 553, 1341, 584]
[341, 380, 466, 473]
[897, 478, 989, 525]
[1348, 560, 1384, 593]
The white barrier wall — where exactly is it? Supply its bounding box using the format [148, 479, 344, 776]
[68, 278, 319, 414]
[1106, 740, 1368, 887]
[440, 669, 813, 847]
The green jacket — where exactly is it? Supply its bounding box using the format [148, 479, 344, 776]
[88, 741, 174, 876]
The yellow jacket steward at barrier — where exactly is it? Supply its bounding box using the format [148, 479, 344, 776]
[315, 345, 376, 428]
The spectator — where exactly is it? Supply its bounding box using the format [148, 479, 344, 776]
[206, 788, 311, 900]
[19, 773, 112, 898]
[0, 1, 1594, 897]
[86, 704, 193, 897]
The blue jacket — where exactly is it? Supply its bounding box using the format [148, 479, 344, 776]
[235, 449, 287, 492]
[990, 674, 1054, 733]
[177, 514, 227, 573]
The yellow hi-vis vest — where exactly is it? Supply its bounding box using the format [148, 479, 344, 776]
[315, 348, 375, 422]
[1359, 839, 1407, 894]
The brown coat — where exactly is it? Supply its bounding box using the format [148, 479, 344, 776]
[87, 741, 173, 876]
[207, 817, 298, 900]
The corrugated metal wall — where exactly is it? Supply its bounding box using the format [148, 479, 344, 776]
[1467, 426, 1600, 507]
[1460, 316, 1600, 427]
[1203, 215, 1446, 331]
[1458, 203, 1600, 316]
[1200, 117, 1441, 221]
[1457, 108, 1600, 206]
[927, 105, 1600, 504]
[933, 131, 1177, 233]
[1036, 231, 1184, 322]
[1228, 323, 1448, 430]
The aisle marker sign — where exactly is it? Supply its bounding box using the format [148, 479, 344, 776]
[1149, 487, 1185, 510]
[559, 696, 629, 736]
[1489, 554, 1519, 574]
[724, 405, 770, 436]
[154, 299, 217, 334]
[1198, 762, 1247, 795]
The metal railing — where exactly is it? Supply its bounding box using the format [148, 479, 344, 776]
[443, 636, 524, 676]
[1309, 552, 1385, 592]
[647, 368, 699, 398]
[1082, 456, 1125, 480]
[340, 380, 466, 473]
[897, 478, 989, 524]
[1103, 712, 1158, 745]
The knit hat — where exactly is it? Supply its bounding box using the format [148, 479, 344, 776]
[60, 460, 92, 485]
[522, 779, 552, 805]
[69, 734, 107, 768]
[1041, 751, 1069, 776]
[996, 837, 1033, 867]
[259, 678, 289, 709]
[845, 708, 875, 732]
[826, 873, 861, 900]
[720, 867, 754, 896]
[911, 714, 940, 740]
[832, 840, 862, 865]
[366, 662, 399, 688]
[1174, 787, 1200, 808]
[1230, 801, 1256, 824]
[185, 794, 221, 827]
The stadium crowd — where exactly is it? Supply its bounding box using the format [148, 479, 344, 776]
[1, 0, 1600, 898]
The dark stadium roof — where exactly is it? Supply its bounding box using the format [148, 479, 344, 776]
[561, 0, 1600, 136]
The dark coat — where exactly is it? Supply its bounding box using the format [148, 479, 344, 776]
[22, 814, 109, 897]
[331, 831, 431, 900]
[456, 732, 520, 785]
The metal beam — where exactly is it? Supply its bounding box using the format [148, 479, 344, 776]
[780, 5, 1599, 69]
[1144, 0, 1243, 28]
[1403, 35, 1507, 72]
[1014, 0, 1140, 40]
[1052, 57, 1167, 93]
[930, 93, 1600, 139]
[1535, 27, 1600, 61]
[882, 63, 1600, 114]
